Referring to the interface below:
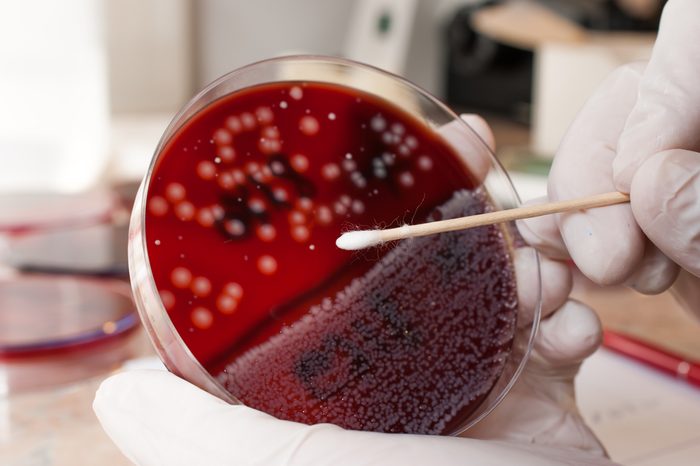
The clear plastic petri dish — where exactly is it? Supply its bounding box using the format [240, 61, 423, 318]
[0, 191, 128, 275]
[129, 55, 541, 435]
[0, 275, 138, 358]
[0, 275, 140, 392]
[0, 190, 121, 234]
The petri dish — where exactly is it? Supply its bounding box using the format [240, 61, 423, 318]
[0, 191, 129, 275]
[0, 190, 119, 234]
[129, 55, 541, 435]
[0, 275, 137, 358]
[0, 275, 140, 393]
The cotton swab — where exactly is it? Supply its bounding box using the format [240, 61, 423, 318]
[335, 191, 630, 251]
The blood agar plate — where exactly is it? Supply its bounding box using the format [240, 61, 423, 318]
[129, 56, 541, 435]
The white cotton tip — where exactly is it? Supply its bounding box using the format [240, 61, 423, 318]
[335, 230, 383, 250]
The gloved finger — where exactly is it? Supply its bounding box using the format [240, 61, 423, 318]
[613, 0, 700, 192]
[516, 197, 570, 260]
[532, 299, 602, 368]
[467, 300, 606, 455]
[514, 246, 572, 326]
[623, 239, 680, 295]
[548, 62, 647, 285]
[95, 370, 614, 466]
[460, 113, 496, 152]
[437, 114, 493, 185]
[631, 149, 700, 277]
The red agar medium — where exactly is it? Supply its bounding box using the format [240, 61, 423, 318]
[144, 81, 517, 434]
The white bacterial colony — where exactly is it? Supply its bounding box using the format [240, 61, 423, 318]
[217, 189, 518, 434]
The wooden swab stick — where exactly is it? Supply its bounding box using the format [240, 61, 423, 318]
[336, 191, 630, 251]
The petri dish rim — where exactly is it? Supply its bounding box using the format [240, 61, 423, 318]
[0, 275, 139, 359]
[0, 190, 122, 236]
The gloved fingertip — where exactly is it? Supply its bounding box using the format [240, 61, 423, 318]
[514, 247, 571, 325]
[558, 205, 645, 286]
[460, 113, 495, 151]
[561, 303, 602, 355]
[93, 371, 139, 417]
[625, 242, 680, 295]
[93, 371, 167, 466]
[535, 300, 602, 365]
[439, 118, 491, 184]
[540, 255, 572, 313]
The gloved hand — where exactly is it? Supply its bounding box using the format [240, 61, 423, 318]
[518, 0, 700, 316]
[95, 116, 613, 466]
[93, 298, 610, 466]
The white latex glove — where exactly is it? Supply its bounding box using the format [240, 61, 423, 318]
[95, 116, 613, 465]
[94, 298, 610, 466]
[518, 0, 700, 316]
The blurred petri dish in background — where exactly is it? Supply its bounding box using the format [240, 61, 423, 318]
[0, 275, 140, 392]
[0, 191, 129, 275]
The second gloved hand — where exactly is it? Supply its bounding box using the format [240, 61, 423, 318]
[518, 0, 700, 316]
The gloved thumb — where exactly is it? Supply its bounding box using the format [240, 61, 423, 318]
[94, 370, 616, 466]
[630, 149, 700, 278]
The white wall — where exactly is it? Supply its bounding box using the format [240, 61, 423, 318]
[104, 0, 482, 113]
[0, 0, 110, 192]
[194, 0, 479, 96]
[194, 0, 354, 87]
[404, 0, 480, 97]
[106, 0, 193, 113]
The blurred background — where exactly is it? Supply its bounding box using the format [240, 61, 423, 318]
[0, 0, 667, 197]
[4, 1, 700, 465]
